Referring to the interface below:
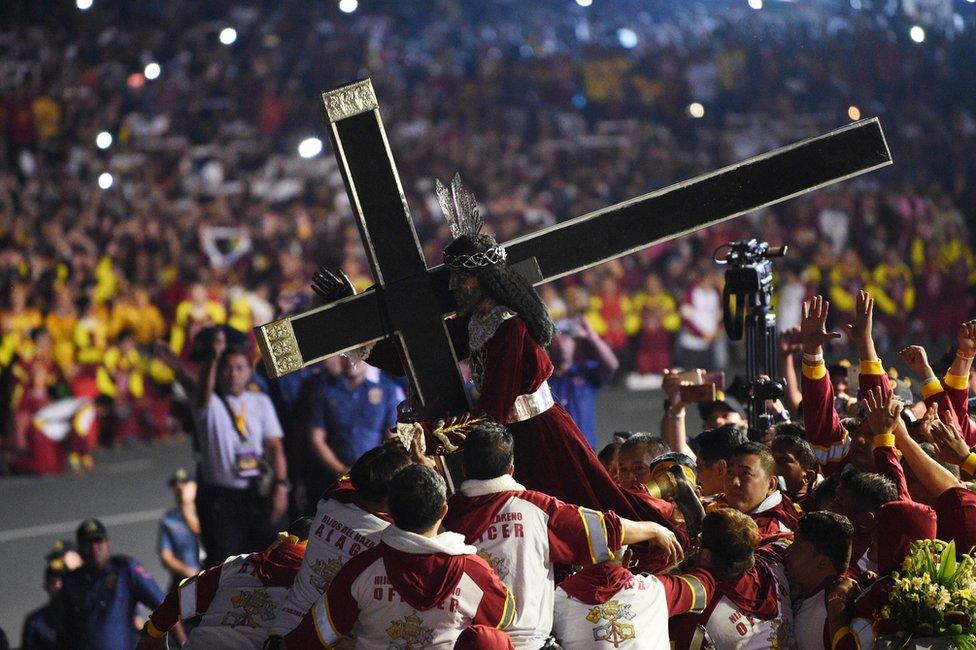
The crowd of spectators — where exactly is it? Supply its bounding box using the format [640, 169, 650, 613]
[1, 0, 975, 476]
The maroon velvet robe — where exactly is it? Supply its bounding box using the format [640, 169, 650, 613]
[477, 316, 679, 528]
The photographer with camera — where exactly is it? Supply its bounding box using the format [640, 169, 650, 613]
[549, 315, 619, 450]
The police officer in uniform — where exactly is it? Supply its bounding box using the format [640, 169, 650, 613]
[302, 357, 403, 500]
[53, 519, 165, 649]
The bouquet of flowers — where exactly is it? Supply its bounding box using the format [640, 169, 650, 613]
[880, 539, 976, 649]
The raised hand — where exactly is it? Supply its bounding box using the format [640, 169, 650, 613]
[931, 411, 970, 466]
[662, 368, 698, 411]
[958, 320, 976, 358]
[311, 267, 355, 303]
[862, 387, 903, 437]
[844, 290, 876, 358]
[899, 345, 933, 380]
[913, 402, 938, 444]
[800, 295, 842, 353]
[779, 326, 803, 354]
[212, 329, 226, 358]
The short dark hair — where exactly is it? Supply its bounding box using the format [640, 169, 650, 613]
[620, 433, 670, 459]
[700, 508, 759, 579]
[286, 516, 314, 541]
[810, 472, 843, 511]
[217, 346, 250, 371]
[694, 424, 748, 467]
[730, 441, 776, 477]
[388, 465, 447, 533]
[839, 471, 898, 511]
[597, 442, 621, 465]
[462, 422, 514, 480]
[612, 431, 634, 443]
[773, 422, 806, 439]
[770, 435, 819, 472]
[796, 511, 854, 572]
[349, 445, 412, 504]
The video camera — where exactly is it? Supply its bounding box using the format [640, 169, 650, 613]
[717, 240, 787, 341]
[714, 239, 788, 438]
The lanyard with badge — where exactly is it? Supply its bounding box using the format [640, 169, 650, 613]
[218, 394, 261, 479]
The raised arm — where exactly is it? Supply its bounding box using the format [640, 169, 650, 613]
[799, 296, 849, 468]
[193, 330, 225, 409]
[661, 369, 694, 460]
[846, 290, 890, 399]
[897, 413, 964, 499]
[943, 320, 976, 444]
[779, 327, 804, 414]
[862, 387, 910, 501]
[578, 315, 619, 380]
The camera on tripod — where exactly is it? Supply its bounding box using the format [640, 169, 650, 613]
[714, 239, 788, 439]
[717, 240, 787, 341]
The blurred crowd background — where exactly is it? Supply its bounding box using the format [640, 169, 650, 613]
[1, 0, 974, 477]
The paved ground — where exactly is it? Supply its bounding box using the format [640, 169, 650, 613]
[0, 386, 703, 647]
[0, 438, 195, 648]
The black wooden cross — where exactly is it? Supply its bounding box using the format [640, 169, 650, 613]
[257, 78, 891, 419]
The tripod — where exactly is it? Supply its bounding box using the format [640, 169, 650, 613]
[718, 240, 787, 438]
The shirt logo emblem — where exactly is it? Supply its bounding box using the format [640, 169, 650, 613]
[476, 549, 510, 581]
[221, 589, 276, 628]
[586, 599, 636, 647]
[386, 611, 434, 648]
[309, 558, 343, 593]
[368, 387, 384, 405]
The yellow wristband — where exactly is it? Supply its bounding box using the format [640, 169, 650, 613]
[802, 361, 827, 381]
[860, 359, 884, 375]
[945, 372, 970, 391]
[962, 453, 976, 478]
[921, 378, 944, 400]
[145, 619, 166, 639]
[873, 433, 896, 449]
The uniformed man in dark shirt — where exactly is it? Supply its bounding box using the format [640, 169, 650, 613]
[53, 519, 165, 650]
[21, 563, 64, 650]
[303, 358, 403, 499]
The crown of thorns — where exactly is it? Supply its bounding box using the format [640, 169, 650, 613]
[443, 247, 507, 269]
[436, 173, 506, 269]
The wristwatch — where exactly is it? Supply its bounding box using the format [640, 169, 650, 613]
[273, 478, 291, 490]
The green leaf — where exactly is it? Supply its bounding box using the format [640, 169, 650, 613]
[940, 541, 958, 585]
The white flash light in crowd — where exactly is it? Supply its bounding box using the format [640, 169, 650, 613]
[76, 0, 93, 10]
[617, 28, 638, 49]
[219, 27, 238, 45]
[848, 105, 861, 121]
[97, 173, 113, 190]
[850, 0, 863, 8]
[96, 131, 112, 150]
[144, 62, 161, 80]
[748, 0, 763, 9]
[910, 25, 925, 43]
[339, 0, 359, 13]
[576, 0, 593, 7]
[298, 137, 323, 159]
[688, 103, 705, 119]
